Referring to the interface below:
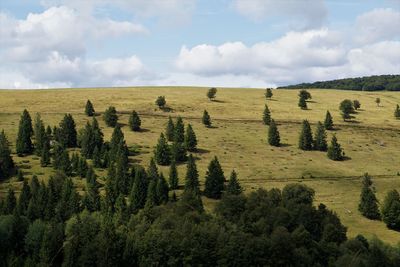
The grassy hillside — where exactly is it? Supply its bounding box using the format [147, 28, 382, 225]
[0, 87, 399, 244]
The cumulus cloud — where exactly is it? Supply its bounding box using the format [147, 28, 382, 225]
[232, 0, 327, 29]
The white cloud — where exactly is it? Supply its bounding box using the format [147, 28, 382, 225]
[232, 0, 327, 29]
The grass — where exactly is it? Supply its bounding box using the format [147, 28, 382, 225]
[0, 86, 399, 244]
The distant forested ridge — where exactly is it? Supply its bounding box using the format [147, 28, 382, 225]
[278, 75, 400, 91]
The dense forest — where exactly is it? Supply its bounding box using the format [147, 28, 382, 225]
[278, 75, 400, 91]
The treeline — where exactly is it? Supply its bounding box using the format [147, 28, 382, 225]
[278, 75, 400, 91]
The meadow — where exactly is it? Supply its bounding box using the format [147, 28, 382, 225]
[0, 86, 399, 244]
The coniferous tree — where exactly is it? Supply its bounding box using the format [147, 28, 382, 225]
[17, 180, 31, 215]
[170, 140, 187, 162]
[46, 125, 52, 138]
[78, 157, 88, 178]
[33, 113, 46, 156]
[174, 116, 185, 143]
[226, 170, 242, 195]
[92, 146, 102, 168]
[204, 156, 225, 199]
[17, 169, 24, 181]
[145, 179, 158, 208]
[381, 189, 400, 230]
[156, 173, 169, 204]
[40, 139, 51, 167]
[0, 130, 14, 180]
[129, 167, 148, 213]
[169, 160, 179, 190]
[298, 120, 313, 150]
[268, 119, 280, 147]
[4, 187, 17, 214]
[103, 106, 118, 127]
[154, 133, 171, 165]
[327, 135, 344, 161]
[16, 109, 33, 155]
[265, 88, 273, 99]
[184, 154, 200, 195]
[104, 164, 117, 212]
[394, 104, 400, 119]
[314, 121, 328, 151]
[80, 117, 103, 159]
[263, 104, 271, 125]
[359, 173, 380, 220]
[85, 100, 95, 116]
[184, 124, 197, 151]
[128, 110, 141, 131]
[207, 87, 217, 101]
[324, 110, 334, 130]
[52, 144, 72, 175]
[115, 194, 128, 223]
[298, 95, 307, 110]
[147, 158, 159, 180]
[165, 116, 175, 141]
[202, 110, 211, 127]
[155, 96, 166, 109]
[58, 114, 77, 148]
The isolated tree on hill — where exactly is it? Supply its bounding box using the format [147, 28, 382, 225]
[128, 110, 141, 131]
[174, 116, 185, 143]
[154, 133, 171, 166]
[204, 156, 225, 199]
[327, 135, 343, 161]
[359, 173, 380, 220]
[381, 189, 400, 230]
[263, 104, 271, 125]
[58, 114, 77, 147]
[103, 106, 118, 127]
[394, 104, 400, 119]
[298, 120, 313, 150]
[339, 99, 354, 121]
[324, 110, 334, 130]
[155, 96, 166, 109]
[165, 116, 175, 141]
[299, 89, 312, 100]
[226, 170, 242, 195]
[353, 100, 361, 110]
[169, 160, 178, 190]
[184, 124, 197, 151]
[313, 121, 328, 151]
[298, 95, 307, 110]
[129, 167, 148, 213]
[85, 100, 95, 116]
[268, 119, 280, 147]
[207, 87, 217, 101]
[375, 97, 381, 107]
[265, 88, 273, 99]
[202, 110, 211, 127]
[16, 109, 33, 155]
[0, 130, 14, 180]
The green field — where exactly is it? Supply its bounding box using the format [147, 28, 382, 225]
[0, 87, 399, 244]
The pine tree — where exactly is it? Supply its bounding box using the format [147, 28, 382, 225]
[17, 180, 31, 215]
[324, 110, 334, 130]
[184, 154, 200, 195]
[58, 114, 77, 148]
[154, 133, 171, 165]
[381, 189, 400, 230]
[202, 110, 211, 127]
[148, 158, 159, 180]
[298, 120, 313, 150]
[128, 110, 141, 131]
[129, 167, 148, 213]
[313, 121, 328, 151]
[103, 106, 118, 127]
[358, 173, 380, 220]
[394, 104, 400, 119]
[40, 139, 51, 167]
[263, 104, 271, 125]
[0, 130, 14, 180]
[226, 170, 242, 195]
[83, 167, 100, 212]
[33, 113, 46, 156]
[170, 140, 187, 162]
[165, 116, 175, 141]
[327, 135, 343, 161]
[204, 156, 225, 199]
[77, 157, 88, 178]
[52, 144, 72, 175]
[145, 179, 158, 208]
[298, 95, 307, 110]
[92, 146, 102, 168]
[169, 160, 179, 190]
[104, 164, 117, 212]
[180, 154, 203, 212]
[265, 88, 273, 99]
[16, 109, 33, 155]
[115, 194, 128, 223]
[174, 116, 185, 143]
[85, 100, 95, 116]
[268, 119, 280, 147]
[184, 124, 197, 151]
[156, 173, 169, 204]
[4, 187, 17, 214]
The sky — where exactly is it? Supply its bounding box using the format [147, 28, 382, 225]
[0, 0, 399, 89]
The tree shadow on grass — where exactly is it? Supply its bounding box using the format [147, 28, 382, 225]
[344, 120, 361, 124]
[211, 99, 227, 103]
[137, 128, 150, 133]
[161, 106, 174, 112]
[341, 156, 352, 161]
[307, 100, 317, 103]
[279, 143, 291, 148]
[194, 148, 210, 154]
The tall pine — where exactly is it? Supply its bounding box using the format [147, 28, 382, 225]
[358, 173, 380, 220]
[165, 116, 175, 142]
[169, 160, 179, 190]
[129, 166, 148, 213]
[226, 170, 242, 195]
[204, 156, 225, 199]
[184, 124, 197, 152]
[263, 104, 271, 125]
[324, 110, 334, 130]
[85, 100, 95, 116]
[0, 130, 14, 180]
[128, 110, 141, 131]
[16, 109, 33, 155]
[174, 116, 185, 143]
[154, 133, 171, 165]
[314, 121, 328, 151]
[268, 119, 280, 147]
[202, 110, 211, 127]
[327, 135, 343, 161]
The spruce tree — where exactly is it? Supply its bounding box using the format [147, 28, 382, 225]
[92, 146, 102, 168]
[324, 110, 334, 130]
[4, 187, 16, 214]
[170, 140, 187, 162]
[33, 113, 46, 156]
[169, 160, 179, 190]
[298, 120, 313, 150]
[85, 100, 95, 116]
[104, 164, 117, 212]
[265, 88, 273, 99]
[16, 109, 33, 155]
[358, 173, 380, 220]
[381, 189, 400, 230]
[17, 180, 31, 215]
[156, 173, 169, 204]
[313, 121, 328, 151]
[298, 95, 307, 110]
[327, 135, 343, 161]
[263, 104, 271, 125]
[129, 167, 148, 213]
[165, 116, 175, 141]
[103, 106, 118, 127]
[0, 130, 14, 180]
[154, 133, 171, 165]
[145, 179, 158, 208]
[184, 154, 200, 195]
[204, 156, 225, 199]
[202, 110, 211, 127]
[115, 194, 128, 223]
[394, 104, 400, 119]
[226, 170, 242, 195]
[268, 119, 280, 147]
[128, 110, 141, 131]
[184, 124, 197, 152]
[174, 116, 185, 143]
[58, 114, 77, 148]
[78, 157, 88, 178]
[180, 154, 203, 212]
[148, 158, 159, 180]
[40, 140, 51, 167]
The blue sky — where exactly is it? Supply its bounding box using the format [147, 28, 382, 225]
[0, 0, 399, 89]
